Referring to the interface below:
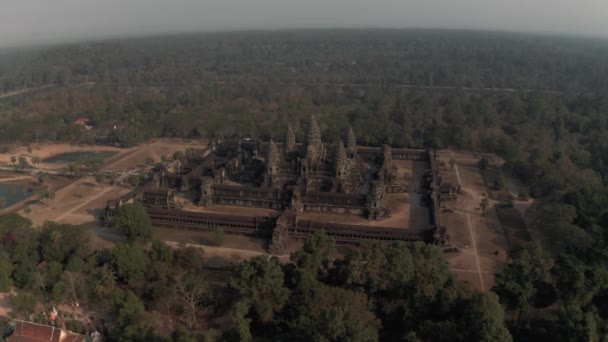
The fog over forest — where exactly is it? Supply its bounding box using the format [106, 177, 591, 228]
[1, 0, 607, 47]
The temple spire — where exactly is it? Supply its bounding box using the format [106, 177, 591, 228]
[285, 124, 296, 154]
[267, 139, 279, 174]
[334, 141, 347, 178]
[306, 114, 322, 149]
[305, 114, 322, 161]
[347, 125, 356, 153]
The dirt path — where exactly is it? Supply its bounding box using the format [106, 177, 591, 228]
[0, 176, 34, 182]
[0, 292, 13, 317]
[54, 187, 112, 222]
[0, 84, 58, 99]
[163, 241, 290, 263]
[452, 151, 485, 291]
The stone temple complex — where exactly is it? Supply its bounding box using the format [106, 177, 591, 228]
[105, 115, 446, 252]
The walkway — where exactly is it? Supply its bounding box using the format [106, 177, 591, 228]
[451, 151, 485, 291]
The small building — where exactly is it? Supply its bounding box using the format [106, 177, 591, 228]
[6, 320, 97, 342]
[73, 118, 93, 130]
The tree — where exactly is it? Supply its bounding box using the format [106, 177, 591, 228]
[112, 203, 152, 243]
[493, 243, 554, 323]
[95, 173, 105, 187]
[228, 301, 253, 342]
[172, 274, 210, 328]
[92, 264, 117, 298]
[461, 292, 512, 342]
[31, 156, 41, 168]
[173, 151, 184, 160]
[0, 255, 13, 291]
[10, 291, 38, 314]
[556, 305, 602, 342]
[111, 289, 151, 341]
[310, 288, 380, 342]
[494, 173, 505, 190]
[150, 240, 174, 263]
[0, 213, 32, 240]
[17, 156, 30, 169]
[551, 253, 607, 306]
[109, 243, 149, 285]
[172, 325, 202, 342]
[449, 158, 456, 170]
[212, 228, 225, 246]
[479, 157, 490, 170]
[230, 256, 289, 322]
[480, 198, 490, 215]
[336, 241, 414, 295]
[10, 156, 16, 166]
[290, 230, 336, 277]
[39, 188, 55, 204]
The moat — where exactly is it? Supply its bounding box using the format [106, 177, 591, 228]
[0, 183, 38, 208]
[43, 151, 118, 164]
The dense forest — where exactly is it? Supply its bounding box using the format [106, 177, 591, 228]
[1, 30, 608, 93]
[1, 30, 608, 340]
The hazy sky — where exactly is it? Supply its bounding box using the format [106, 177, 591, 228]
[1, 0, 607, 46]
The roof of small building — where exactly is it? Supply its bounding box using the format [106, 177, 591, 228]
[7, 320, 91, 342]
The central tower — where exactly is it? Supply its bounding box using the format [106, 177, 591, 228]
[305, 114, 322, 162]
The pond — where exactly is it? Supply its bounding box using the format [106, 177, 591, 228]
[43, 151, 118, 164]
[0, 183, 39, 208]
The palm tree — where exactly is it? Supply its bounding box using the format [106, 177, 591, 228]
[50, 229, 62, 249]
[31, 156, 41, 169]
[480, 198, 490, 216]
[449, 158, 456, 170]
[93, 265, 116, 297]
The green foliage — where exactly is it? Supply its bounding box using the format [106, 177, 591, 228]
[556, 305, 604, 342]
[493, 173, 506, 190]
[337, 241, 414, 294]
[0, 255, 13, 291]
[287, 284, 380, 342]
[10, 291, 37, 314]
[493, 243, 555, 321]
[172, 246, 205, 273]
[290, 230, 336, 277]
[110, 289, 153, 341]
[0, 213, 32, 239]
[39, 188, 55, 201]
[149, 240, 173, 263]
[480, 198, 490, 215]
[10, 236, 40, 289]
[479, 157, 490, 170]
[212, 228, 225, 246]
[225, 234, 510, 341]
[228, 300, 252, 342]
[39, 222, 88, 263]
[230, 256, 289, 322]
[109, 243, 149, 285]
[17, 156, 30, 169]
[112, 203, 152, 243]
[552, 253, 608, 307]
[461, 293, 512, 342]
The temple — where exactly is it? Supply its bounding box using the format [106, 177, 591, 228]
[105, 115, 447, 252]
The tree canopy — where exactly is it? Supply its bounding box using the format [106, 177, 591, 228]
[112, 203, 152, 243]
